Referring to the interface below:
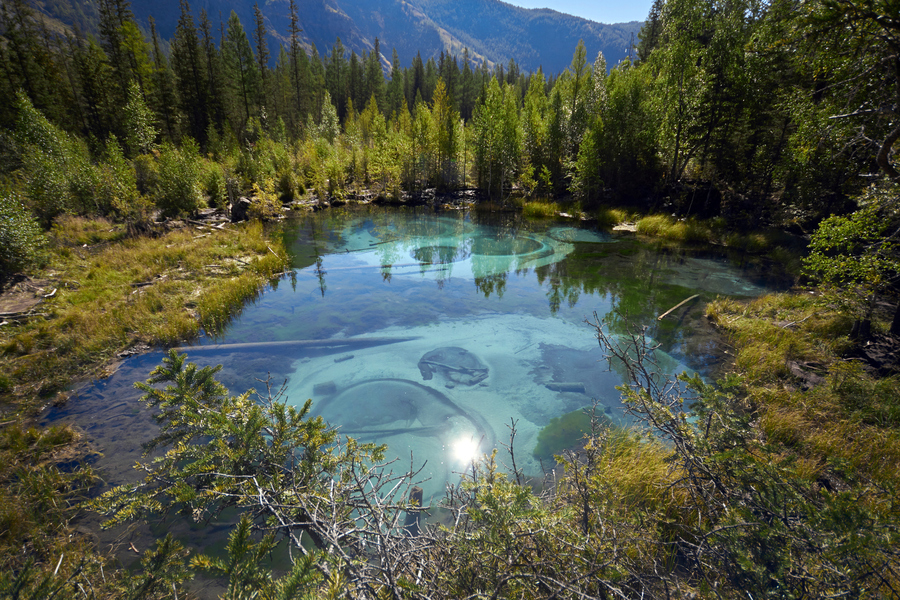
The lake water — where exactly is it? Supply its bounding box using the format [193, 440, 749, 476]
[47, 206, 787, 538]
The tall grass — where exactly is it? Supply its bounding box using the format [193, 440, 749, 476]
[635, 214, 713, 244]
[594, 207, 632, 228]
[522, 199, 561, 218]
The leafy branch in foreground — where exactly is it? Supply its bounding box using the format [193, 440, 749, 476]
[89, 332, 900, 598]
[90, 349, 433, 595]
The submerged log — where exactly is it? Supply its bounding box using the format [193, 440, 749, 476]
[174, 336, 421, 353]
[545, 382, 587, 393]
[404, 486, 424, 536]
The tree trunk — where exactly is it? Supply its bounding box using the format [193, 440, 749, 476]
[891, 302, 900, 336]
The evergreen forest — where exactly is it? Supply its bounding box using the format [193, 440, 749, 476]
[1, 0, 900, 597]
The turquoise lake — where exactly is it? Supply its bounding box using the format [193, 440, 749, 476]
[50, 206, 787, 505]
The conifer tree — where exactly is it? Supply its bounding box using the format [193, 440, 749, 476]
[199, 10, 226, 135]
[365, 38, 385, 112]
[387, 48, 405, 117]
[149, 17, 178, 143]
[222, 11, 260, 130]
[325, 39, 348, 121]
[253, 4, 271, 116]
[171, 0, 209, 144]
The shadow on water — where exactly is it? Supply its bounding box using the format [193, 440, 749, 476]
[45, 206, 792, 591]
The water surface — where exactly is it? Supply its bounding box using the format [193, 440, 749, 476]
[52, 206, 786, 506]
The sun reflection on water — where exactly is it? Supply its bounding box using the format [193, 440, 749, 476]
[450, 434, 482, 466]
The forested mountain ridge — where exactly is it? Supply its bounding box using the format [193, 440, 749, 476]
[28, 0, 642, 74]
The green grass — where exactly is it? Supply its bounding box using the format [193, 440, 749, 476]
[635, 214, 713, 244]
[0, 217, 290, 596]
[594, 207, 632, 228]
[522, 199, 562, 218]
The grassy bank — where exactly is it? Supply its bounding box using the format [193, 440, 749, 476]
[0, 216, 290, 595]
[707, 293, 900, 484]
[0, 217, 289, 412]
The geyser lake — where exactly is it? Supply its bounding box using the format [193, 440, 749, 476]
[50, 206, 786, 506]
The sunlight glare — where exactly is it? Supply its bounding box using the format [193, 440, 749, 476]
[451, 435, 481, 465]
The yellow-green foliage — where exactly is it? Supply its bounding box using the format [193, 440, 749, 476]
[635, 214, 712, 243]
[522, 199, 561, 218]
[0, 219, 288, 408]
[585, 430, 677, 515]
[247, 179, 283, 221]
[0, 422, 97, 579]
[50, 215, 128, 247]
[594, 207, 631, 228]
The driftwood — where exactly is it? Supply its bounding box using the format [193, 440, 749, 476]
[657, 294, 700, 321]
[173, 336, 421, 353]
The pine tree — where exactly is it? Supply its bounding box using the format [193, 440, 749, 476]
[409, 52, 425, 110]
[387, 48, 404, 117]
[365, 38, 386, 112]
[222, 11, 260, 129]
[288, 0, 306, 129]
[199, 10, 226, 134]
[325, 38, 348, 121]
[253, 4, 271, 117]
[149, 17, 178, 143]
[637, 0, 664, 62]
[171, 0, 209, 144]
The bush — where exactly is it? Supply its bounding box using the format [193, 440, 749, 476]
[0, 190, 46, 277]
[201, 161, 228, 209]
[247, 179, 282, 221]
[154, 141, 203, 218]
[97, 137, 152, 226]
[15, 93, 93, 225]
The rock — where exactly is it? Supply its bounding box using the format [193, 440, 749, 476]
[418, 347, 488, 386]
[230, 197, 251, 222]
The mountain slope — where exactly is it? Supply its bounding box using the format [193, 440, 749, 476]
[35, 0, 643, 74]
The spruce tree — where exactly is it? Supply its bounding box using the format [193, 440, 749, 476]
[171, 0, 209, 144]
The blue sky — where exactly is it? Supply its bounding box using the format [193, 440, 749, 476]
[506, 1, 652, 24]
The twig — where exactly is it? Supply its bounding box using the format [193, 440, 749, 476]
[658, 294, 701, 321]
[781, 314, 814, 329]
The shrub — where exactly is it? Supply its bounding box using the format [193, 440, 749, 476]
[247, 179, 282, 221]
[201, 161, 228, 209]
[154, 141, 203, 218]
[96, 137, 152, 226]
[0, 190, 46, 276]
[15, 93, 92, 225]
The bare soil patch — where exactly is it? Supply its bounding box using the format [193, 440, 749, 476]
[0, 275, 56, 318]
